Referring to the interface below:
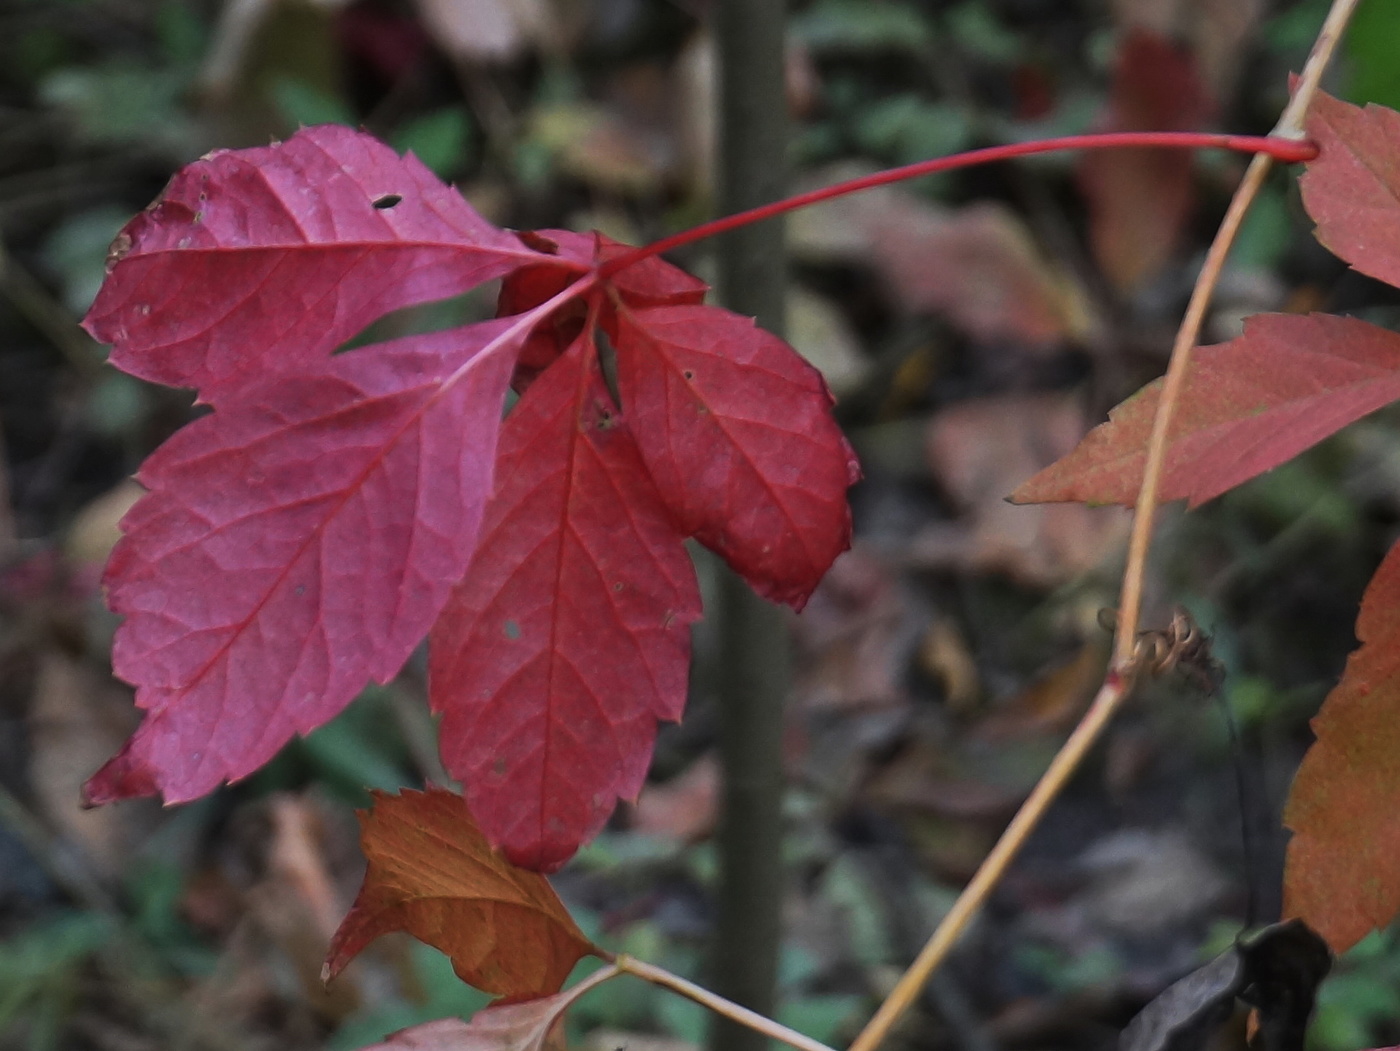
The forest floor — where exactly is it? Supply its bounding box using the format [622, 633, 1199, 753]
[4, 1, 1400, 1049]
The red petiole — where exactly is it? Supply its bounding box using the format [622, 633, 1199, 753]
[599, 131, 1318, 279]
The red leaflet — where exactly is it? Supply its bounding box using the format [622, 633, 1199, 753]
[85, 323, 519, 805]
[1300, 92, 1400, 291]
[85, 125, 542, 403]
[1011, 313, 1400, 509]
[430, 330, 703, 871]
[1285, 539, 1400, 953]
[614, 303, 860, 608]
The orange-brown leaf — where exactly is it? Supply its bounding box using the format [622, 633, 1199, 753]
[1284, 539, 1400, 953]
[324, 788, 600, 1001]
[357, 982, 599, 1051]
[1011, 313, 1400, 508]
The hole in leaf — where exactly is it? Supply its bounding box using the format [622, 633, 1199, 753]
[372, 194, 403, 209]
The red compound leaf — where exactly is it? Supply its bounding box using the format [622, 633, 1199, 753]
[429, 328, 702, 871]
[84, 321, 520, 805]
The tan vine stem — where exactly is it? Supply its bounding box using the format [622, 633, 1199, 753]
[1114, 0, 1361, 656]
[846, 5, 1360, 1051]
[615, 955, 838, 1051]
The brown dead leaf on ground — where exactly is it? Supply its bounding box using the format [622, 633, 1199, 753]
[414, 0, 551, 62]
[529, 101, 673, 194]
[972, 643, 1107, 743]
[1111, 0, 1262, 98]
[27, 650, 145, 877]
[791, 177, 1094, 350]
[915, 393, 1131, 585]
[1079, 28, 1215, 292]
[632, 753, 719, 844]
[792, 547, 924, 713]
[917, 616, 981, 714]
[245, 793, 363, 1019]
[66, 480, 142, 568]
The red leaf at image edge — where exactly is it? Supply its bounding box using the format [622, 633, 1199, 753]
[1285, 537, 1400, 953]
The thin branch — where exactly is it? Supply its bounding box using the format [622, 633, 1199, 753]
[1113, 0, 1359, 656]
[617, 956, 838, 1051]
[845, 4, 1360, 1050]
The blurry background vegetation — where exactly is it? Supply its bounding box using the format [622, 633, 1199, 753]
[3, 1, 1400, 1049]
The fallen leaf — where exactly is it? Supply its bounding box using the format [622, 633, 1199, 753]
[632, 754, 720, 843]
[414, 0, 549, 62]
[792, 179, 1092, 349]
[1119, 920, 1329, 1051]
[325, 787, 601, 1000]
[1011, 314, 1400, 509]
[27, 651, 143, 876]
[1078, 28, 1214, 291]
[972, 643, 1106, 742]
[65, 480, 143, 568]
[921, 393, 1131, 584]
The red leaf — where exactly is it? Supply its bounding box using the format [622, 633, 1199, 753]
[614, 303, 859, 609]
[84, 321, 520, 805]
[1011, 313, 1400, 508]
[430, 330, 702, 871]
[1285, 539, 1400, 953]
[85, 125, 542, 402]
[1300, 92, 1400, 291]
[326, 788, 600, 1000]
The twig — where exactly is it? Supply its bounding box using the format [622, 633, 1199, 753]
[1114, 0, 1357, 657]
[617, 955, 838, 1051]
[845, 4, 1359, 1050]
